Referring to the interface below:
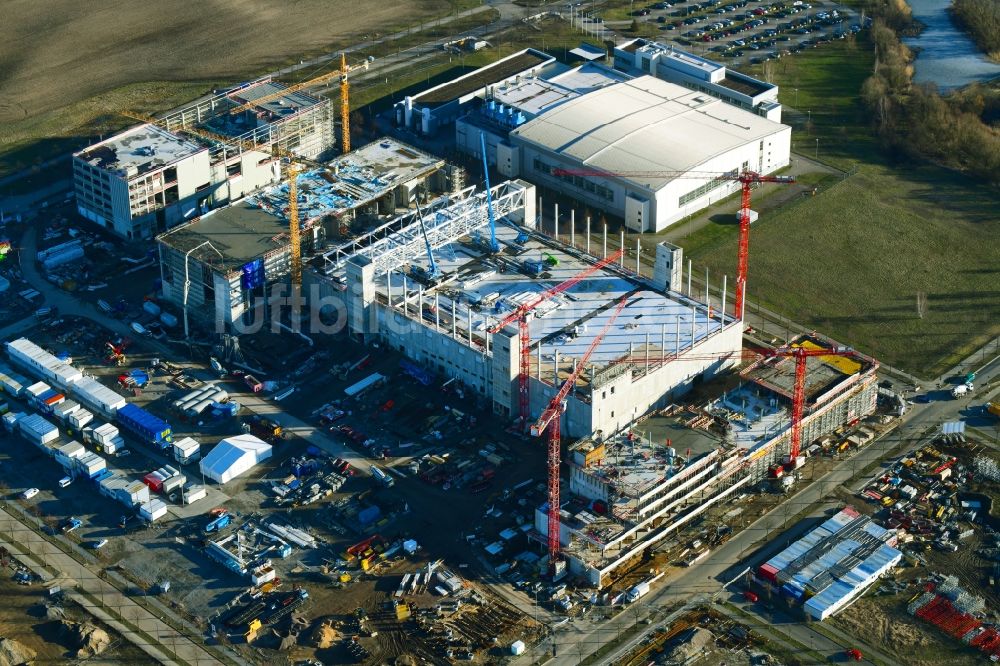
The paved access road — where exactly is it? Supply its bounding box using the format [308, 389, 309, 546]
[519, 352, 1000, 666]
[0, 507, 222, 666]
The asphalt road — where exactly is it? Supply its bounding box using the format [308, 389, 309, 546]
[533, 354, 1000, 666]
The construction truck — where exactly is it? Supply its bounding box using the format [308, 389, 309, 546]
[988, 400, 1000, 418]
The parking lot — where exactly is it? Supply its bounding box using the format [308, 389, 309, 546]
[626, 0, 867, 69]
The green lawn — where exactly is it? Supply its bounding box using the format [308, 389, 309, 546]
[681, 44, 1000, 378]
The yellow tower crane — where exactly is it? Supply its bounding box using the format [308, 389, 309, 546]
[287, 162, 302, 289]
[227, 54, 369, 154]
[119, 110, 323, 291]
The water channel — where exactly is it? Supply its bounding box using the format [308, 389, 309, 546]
[903, 0, 1000, 89]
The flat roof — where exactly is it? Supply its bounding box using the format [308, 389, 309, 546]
[372, 223, 726, 376]
[569, 43, 606, 61]
[75, 124, 204, 176]
[254, 138, 444, 223]
[158, 199, 291, 273]
[479, 63, 629, 118]
[511, 76, 788, 190]
[159, 138, 443, 272]
[412, 49, 553, 107]
[744, 337, 868, 403]
[228, 80, 325, 118]
[718, 72, 774, 97]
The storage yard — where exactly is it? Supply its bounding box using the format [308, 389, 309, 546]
[1, 8, 997, 665]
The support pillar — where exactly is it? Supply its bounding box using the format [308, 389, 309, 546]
[586, 216, 591, 255]
[554, 203, 559, 240]
[721, 275, 727, 325]
[570, 209, 576, 248]
[635, 238, 641, 276]
[687, 259, 692, 296]
[603, 223, 608, 259]
[620, 229, 625, 267]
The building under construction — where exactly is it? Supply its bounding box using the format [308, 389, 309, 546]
[156, 138, 445, 330]
[73, 78, 333, 240]
[313, 174, 745, 439]
[548, 334, 878, 586]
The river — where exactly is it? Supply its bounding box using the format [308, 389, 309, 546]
[903, 0, 1000, 89]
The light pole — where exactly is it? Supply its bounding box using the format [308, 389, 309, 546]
[794, 87, 798, 106]
[815, 138, 819, 159]
[183, 240, 223, 340]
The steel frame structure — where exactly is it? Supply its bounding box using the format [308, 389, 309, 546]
[321, 181, 528, 276]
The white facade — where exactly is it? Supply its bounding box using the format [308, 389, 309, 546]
[200, 434, 272, 484]
[614, 40, 782, 121]
[74, 124, 279, 240]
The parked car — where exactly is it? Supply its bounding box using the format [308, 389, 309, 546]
[90, 539, 109, 550]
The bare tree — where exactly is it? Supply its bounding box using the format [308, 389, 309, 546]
[916, 291, 928, 319]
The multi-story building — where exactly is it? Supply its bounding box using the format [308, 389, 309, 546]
[613, 40, 782, 121]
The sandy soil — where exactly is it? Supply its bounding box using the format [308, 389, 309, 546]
[0, 0, 452, 123]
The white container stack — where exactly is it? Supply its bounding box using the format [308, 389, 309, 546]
[6, 338, 82, 388]
[73, 452, 106, 479]
[68, 409, 93, 430]
[139, 499, 168, 522]
[182, 484, 207, 504]
[72, 376, 127, 418]
[52, 400, 81, 422]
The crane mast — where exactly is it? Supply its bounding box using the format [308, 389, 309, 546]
[551, 168, 794, 320]
[488, 248, 624, 428]
[532, 296, 628, 571]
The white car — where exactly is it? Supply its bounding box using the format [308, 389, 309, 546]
[90, 539, 108, 550]
[20, 488, 39, 499]
[130, 322, 150, 336]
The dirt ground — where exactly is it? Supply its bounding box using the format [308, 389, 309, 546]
[0, 0, 463, 124]
[834, 596, 981, 666]
[0, 574, 146, 664]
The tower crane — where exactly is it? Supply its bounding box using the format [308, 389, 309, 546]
[551, 168, 795, 320]
[121, 110, 335, 292]
[412, 200, 439, 280]
[606, 340, 859, 464]
[487, 248, 625, 429]
[479, 133, 500, 254]
[226, 53, 370, 153]
[531, 296, 628, 571]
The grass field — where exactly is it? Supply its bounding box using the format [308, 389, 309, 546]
[0, 0, 478, 178]
[681, 41, 1000, 378]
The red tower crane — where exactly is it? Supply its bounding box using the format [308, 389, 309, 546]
[488, 248, 625, 429]
[551, 168, 795, 320]
[606, 341, 858, 462]
[530, 296, 629, 570]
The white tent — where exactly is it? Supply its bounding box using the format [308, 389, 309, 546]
[200, 434, 272, 484]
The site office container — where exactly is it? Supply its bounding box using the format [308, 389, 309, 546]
[143, 472, 166, 493]
[68, 409, 93, 431]
[117, 403, 172, 449]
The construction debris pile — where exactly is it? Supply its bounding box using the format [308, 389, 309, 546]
[907, 574, 1000, 659]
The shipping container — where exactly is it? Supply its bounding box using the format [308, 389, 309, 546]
[73, 452, 107, 479]
[139, 499, 168, 522]
[162, 474, 186, 494]
[18, 414, 59, 445]
[71, 377, 127, 417]
[68, 409, 93, 430]
[172, 436, 201, 464]
[52, 400, 80, 422]
[182, 484, 207, 504]
[116, 403, 172, 449]
[3, 411, 26, 433]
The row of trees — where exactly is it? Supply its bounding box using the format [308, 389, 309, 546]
[858, 0, 1000, 183]
[950, 0, 1000, 61]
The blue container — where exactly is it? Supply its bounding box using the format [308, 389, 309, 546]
[117, 403, 172, 449]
